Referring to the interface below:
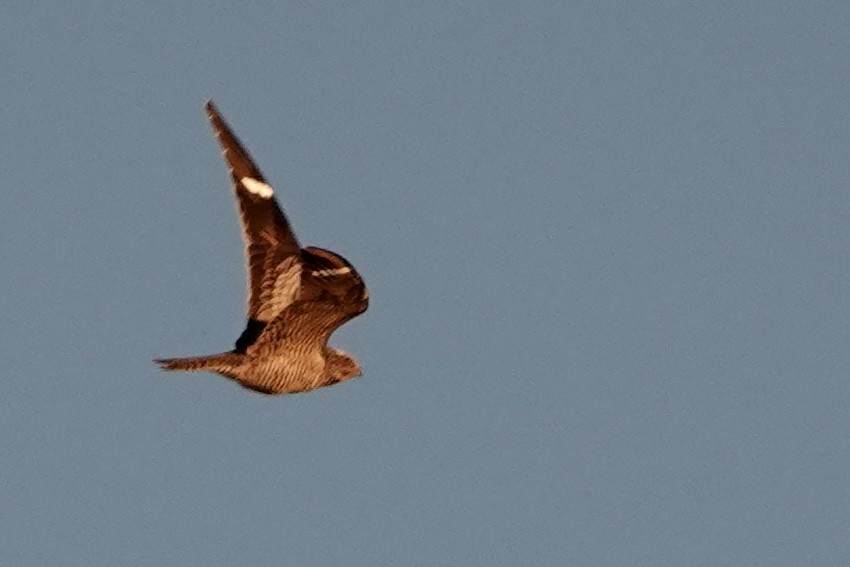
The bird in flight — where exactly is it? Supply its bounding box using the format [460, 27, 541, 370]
[155, 101, 369, 395]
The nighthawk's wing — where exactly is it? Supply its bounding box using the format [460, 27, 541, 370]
[298, 246, 369, 307]
[250, 295, 368, 359]
[205, 101, 302, 326]
[249, 252, 368, 356]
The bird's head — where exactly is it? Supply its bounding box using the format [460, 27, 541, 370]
[325, 348, 363, 383]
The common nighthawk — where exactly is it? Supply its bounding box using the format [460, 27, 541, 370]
[155, 101, 368, 395]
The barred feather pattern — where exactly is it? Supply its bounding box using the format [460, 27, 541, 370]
[157, 345, 360, 395]
[255, 254, 301, 322]
[155, 353, 244, 379]
[154, 101, 368, 396]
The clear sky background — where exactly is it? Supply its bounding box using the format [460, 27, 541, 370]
[2, 2, 850, 565]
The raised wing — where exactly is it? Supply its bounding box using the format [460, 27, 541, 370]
[205, 100, 302, 323]
[247, 248, 368, 356]
[299, 246, 369, 308]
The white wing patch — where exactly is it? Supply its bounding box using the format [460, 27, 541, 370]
[311, 267, 352, 277]
[240, 176, 274, 198]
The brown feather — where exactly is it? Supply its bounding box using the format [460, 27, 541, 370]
[155, 101, 368, 395]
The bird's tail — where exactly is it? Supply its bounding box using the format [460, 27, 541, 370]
[154, 352, 243, 377]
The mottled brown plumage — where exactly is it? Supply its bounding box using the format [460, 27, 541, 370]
[155, 101, 368, 395]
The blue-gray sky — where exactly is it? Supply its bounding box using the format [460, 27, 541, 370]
[3, 2, 850, 565]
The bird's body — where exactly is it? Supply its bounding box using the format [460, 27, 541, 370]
[155, 101, 368, 395]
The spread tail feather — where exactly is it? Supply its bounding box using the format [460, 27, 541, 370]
[154, 352, 243, 377]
